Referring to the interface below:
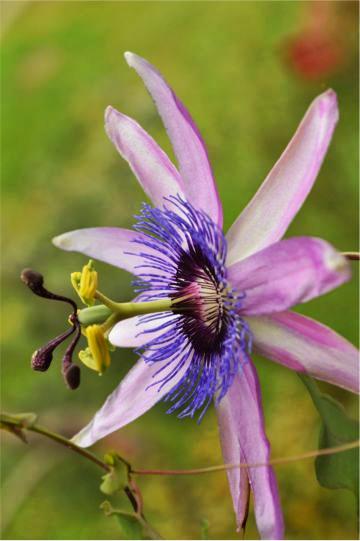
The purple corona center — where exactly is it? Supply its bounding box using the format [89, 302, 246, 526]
[128, 195, 251, 420]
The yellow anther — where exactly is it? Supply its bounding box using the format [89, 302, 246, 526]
[78, 324, 111, 374]
[71, 260, 98, 306]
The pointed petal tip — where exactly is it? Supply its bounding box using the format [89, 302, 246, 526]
[124, 51, 139, 67]
[52, 233, 68, 250]
[104, 105, 114, 121]
[104, 106, 120, 135]
[322, 88, 337, 101]
[315, 88, 339, 121]
[325, 249, 350, 276]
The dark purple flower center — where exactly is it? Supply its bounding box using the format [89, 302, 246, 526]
[129, 195, 251, 420]
[172, 247, 231, 356]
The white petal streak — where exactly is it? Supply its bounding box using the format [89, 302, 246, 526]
[249, 311, 359, 393]
[52, 227, 153, 275]
[105, 107, 185, 207]
[226, 90, 339, 264]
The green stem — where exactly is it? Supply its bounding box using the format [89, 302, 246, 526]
[78, 296, 173, 327]
[1, 413, 110, 472]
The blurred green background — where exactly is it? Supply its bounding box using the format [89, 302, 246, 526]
[1, 1, 358, 539]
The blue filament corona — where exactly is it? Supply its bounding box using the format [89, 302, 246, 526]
[128, 195, 252, 421]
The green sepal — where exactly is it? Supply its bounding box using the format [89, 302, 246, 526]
[200, 518, 210, 540]
[100, 452, 129, 496]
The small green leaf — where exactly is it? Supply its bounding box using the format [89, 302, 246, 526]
[100, 501, 143, 540]
[100, 453, 129, 495]
[300, 375, 359, 499]
[200, 517, 210, 540]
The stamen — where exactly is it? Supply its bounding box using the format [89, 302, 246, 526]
[71, 260, 98, 306]
[31, 325, 76, 372]
[62, 325, 82, 389]
[79, 324, 111, 374]
[21, 268, 81, 389]
[21, 268, 77, 313]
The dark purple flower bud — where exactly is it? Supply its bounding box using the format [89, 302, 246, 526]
[61, 325, 82, 390]
[63, 364, 81, 390]
[21, 268, 44, 290]
[31, 346, 54, 372]
[31, 325, 76, 372]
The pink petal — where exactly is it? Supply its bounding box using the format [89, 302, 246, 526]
[249, 311, 359, 393]
[52, 227, 153, 275]
[217, 361, 284, 539]
[109, 314, 178, 348]
[216, 398, 250, 532]
[226, 90, 339, 264]
[228, 237, 350, 316]
[105, 107, 185, 207]
[72, 354, 191, 447]
[124, 52, 223, 226]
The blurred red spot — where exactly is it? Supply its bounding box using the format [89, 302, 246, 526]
[287, 32, 343, 80]
[283, 1, 357, 81]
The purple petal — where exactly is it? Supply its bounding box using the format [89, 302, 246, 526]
[105, 107, 185, 207]
[226, 90, 339, 264]
[72, 354, 191, 447]
[109, 314, 178, 348]
[124, 52, 223, 226]
[249, 311, 359, 393]
[228, 237, 350, 316]
[217, 361, 284, 539]
[52, 227, 153, 275]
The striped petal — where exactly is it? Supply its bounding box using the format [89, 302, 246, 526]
[226, 89, 339, 264]
[52, 227, 152, 275]
[125, 52, 223, 226]
[105, 107, 185, 207]
[72, 354, 191, 447]
[249, 311, 359, 393]
[217, 361, 284, 539]
[228, 237, 350, 316]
